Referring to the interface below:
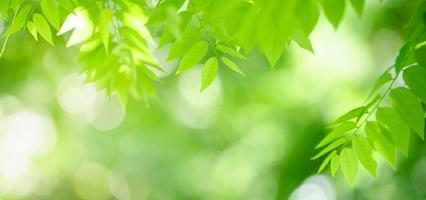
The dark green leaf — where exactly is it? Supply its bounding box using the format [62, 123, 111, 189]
[403, 65, 426, 103]
[390, 87, 424, 140]
[376, 107, 409, 156]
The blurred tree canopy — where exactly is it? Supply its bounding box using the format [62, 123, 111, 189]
[1, 0, 426, 199]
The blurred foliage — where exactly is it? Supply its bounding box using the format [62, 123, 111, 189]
[0, 0, 426, 200]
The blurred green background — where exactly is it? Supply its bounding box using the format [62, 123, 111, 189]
[1, 0, 426, 199]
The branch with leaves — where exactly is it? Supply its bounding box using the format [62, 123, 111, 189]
[313, 3, 426, 186]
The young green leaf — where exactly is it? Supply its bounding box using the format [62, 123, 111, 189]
[33, 14, 54, 45]
[340, 148, 358, 186]
[221, 57, 246, 76]
[403, 65, 426, 103]
[201, 57, 218, 91]
[390, 87, 425, 140]
[312, 137, 346, 160]
[330, 153, 340, 176]
[176, 41, 209, 74]
[350, 0, 364, 17]
[376, 107, 409, 156]
[216, 44, 246, 59]
[322, 0, 345, 29]
[365, 121, 396, 167]
[26, 21, 38, 41]
[0, 0, 10, 19]
[352, 135, 377, 177]
[40, 0, 60, 30]
[317, 150, 336, 174]
[367, 71, 392, 100]
[333, 106, 366, 125]
[99, 9, 113, 51]
[5, 4, 32, 35]
[316, 121, 356, 148]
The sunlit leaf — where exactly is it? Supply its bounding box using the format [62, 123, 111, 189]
[58, 8, 94, 47]
[350, 0, 364, 17]
[216, 44, 246, 59]
[26, 21, 38, 41]
[333, 106, 366, 125]
[99, 9, 112, 51]
[330, 153, 340, 176]
[340, 148, 358, 186]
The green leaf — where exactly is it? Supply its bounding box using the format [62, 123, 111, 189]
[340, 148, 358, 186]
[40, 0, 60, 30]
[291, 29, 313, 52]
[376, 107, 409, 156]
[167, 28, 200, 61]
[0, 0, 10, 19]
[176, 41, 209, 74]
[367, 71, 392, 100]
[312, 137, 346, 160]
[216, 44, 246, 59]
[99, 9, 112, 51]
[333, 106, 366, 125]
[365, 121, 396, 167]
[33, 14, 54, 45]
[350, 0, 364, 17]
[316, 121, 356, 148]
[322, 0, 345, 29]
[330, 153, 340, 176]
[317, 150, 336, 174]
[5, 4, 32, 35]
[403, 65, 426, 103]
[390, 87, 425, 140]
[352, 135, 377, 177]
[221, 57, 246, 76]
[414, 41, 426, 66]
[26, 21, 38, 41]
[201, 57, 218, 92]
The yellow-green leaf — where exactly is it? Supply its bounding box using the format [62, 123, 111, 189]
[99, 8, 112, 51]
[33, 14, 54, 45]
[312, 137, 346, 160]
[322, 0, 345, 29]
[5, 4, 32, 35]
[403, 65, 426, 103]
[317, 150, 336, 174]
[352, 135, 377, 177]
[365, 121, 396, 167]
[176, 41, 209, 74]
[40, 0, 60, 30]
[340, 148, 358, 186]
[200, 57, 218, 92]
[26, 21, 38, 41]
[330, 153, 340, 176]
[221, 57, 246, 76]
[316, 121, 356, 148]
